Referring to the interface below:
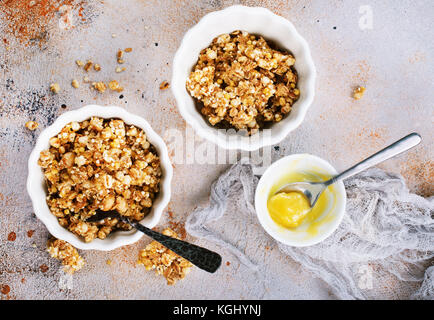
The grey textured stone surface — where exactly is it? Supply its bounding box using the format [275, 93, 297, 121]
[0, 0, 432, 299]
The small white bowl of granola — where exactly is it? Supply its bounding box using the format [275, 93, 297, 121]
[27, 105, 173, 251]
[172, 5, 316, 151]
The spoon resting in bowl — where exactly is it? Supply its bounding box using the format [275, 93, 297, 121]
[87, 210, 222, 273]
[274, 132, 421, 209]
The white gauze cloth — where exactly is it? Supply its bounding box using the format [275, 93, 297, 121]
[185, 162, 434, 300]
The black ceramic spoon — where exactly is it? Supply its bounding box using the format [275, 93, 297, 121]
[87, 210, 222, 273]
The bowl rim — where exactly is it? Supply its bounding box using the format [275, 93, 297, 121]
[254, 153, 347, 247]
[26, 105, 173, 251]
[171, 5, 316, 151]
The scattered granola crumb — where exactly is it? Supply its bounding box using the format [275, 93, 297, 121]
[108, 80, 124, 92]
[353, 86, 366, 100]
[32, 243, 37, 248]
[47, 238, 85, 274]
[115, 67, 126, 73]
[1, 284, 10, 295]
[117, 59, 125, 64]
[111, 33, 117, 38]
[94, 63, 101, 71]
[84, 60, 93, 72]
[106, 259, 112, 265]
[2, 0, 83, 46]
[226, 261, 231, 266]
[39, 264, 49, 273]
[108, 80, 119, 90]
[25, 121, 39, 130]
[27, 230, 35, 238]
[71, 79, 79, 88]
[159, 80, 170, 90]
[137, 228, 193, 285]
[83, 76, 90, 83]
[125, 47, 132, 52]
[75, 60, 84, 67]
[50, 83, 60, 94]
[7, 232, 16, 241]
[117, 49, 124, 60]
[39, 118, 161, 242]
[93, 81, 107, 93]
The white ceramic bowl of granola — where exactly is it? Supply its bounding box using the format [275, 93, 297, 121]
[172, 5, 316, 151]
[27, 105, 173, 251]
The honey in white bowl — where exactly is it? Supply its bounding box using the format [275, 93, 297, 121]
[266, 170, 335, 236]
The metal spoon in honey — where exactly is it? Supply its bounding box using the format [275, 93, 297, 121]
[274, 133, 421, 210]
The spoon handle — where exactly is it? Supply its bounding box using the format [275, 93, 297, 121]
[326, 132, 421, 185]
[125, 218, 222, 273]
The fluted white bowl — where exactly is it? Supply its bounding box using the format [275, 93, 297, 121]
[172, 5, 316, 151]
[27, 105, 173, 251]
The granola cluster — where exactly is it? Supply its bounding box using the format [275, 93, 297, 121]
[47, 238, 85, 274]
[137, 228, 193, 285]
[186, 30, 299, 133]
[353, 86, 366, 100]
[38, 117, 162, 242]
[25, 120, 39, 130]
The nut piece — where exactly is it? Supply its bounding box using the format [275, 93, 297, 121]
[93, 81, 107, 93]
[117, 50, 124, 59]
[83, 60, 93, 72]
[25, 121, 39, 130]
[47, 238, 85, 274]
[75, 60, 84, 67]
[353, 86, 366, 100]
[137, 228, 193, 285]
[124, 48, 132, 52]
[159, 81, 170, 90]
[50, 83, 60, 94]
[115, 67, 126, 73]
[94, 64, 101, 71]
[108, 80, 124, 92]
[71, 79, 79, 88]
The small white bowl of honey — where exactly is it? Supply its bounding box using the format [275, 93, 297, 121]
[255, 154, 347, 247]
